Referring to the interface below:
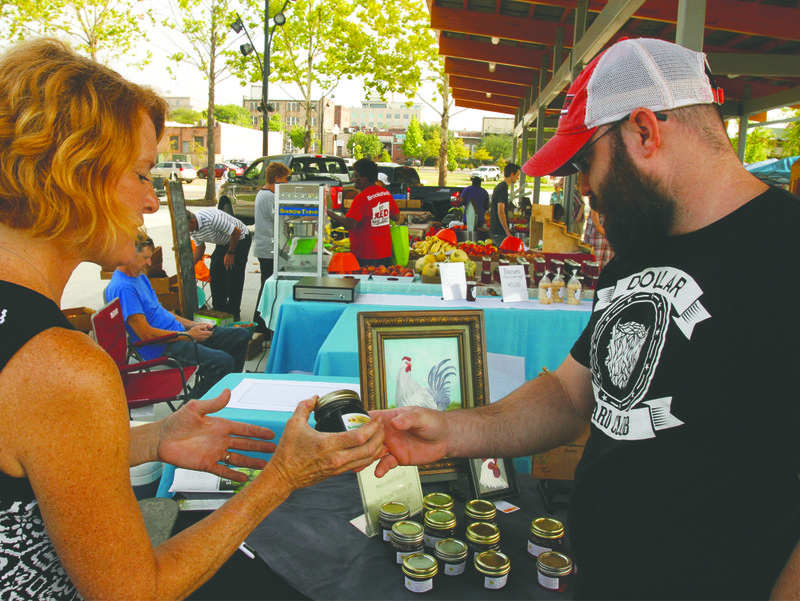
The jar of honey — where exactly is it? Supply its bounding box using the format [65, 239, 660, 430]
[474, 550, 511, 590]
[434, 538, 468, 576]
[536, 551, 572, 592]
[465, 521, 500, 563]
[379, 501, 410, 543]
[391, 521, 425, 565]
[527, 516, 565, 558]
[464, 499, 497, 529]
[424, 509, 457, 549]
[402, 553, 438, 593]
[313, 389, 369, 432]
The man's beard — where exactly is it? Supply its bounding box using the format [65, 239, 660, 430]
[593, 133, 676, 259]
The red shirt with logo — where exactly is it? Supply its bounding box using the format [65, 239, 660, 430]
[345, 185, 399, 260]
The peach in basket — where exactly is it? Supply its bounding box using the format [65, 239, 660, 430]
[328, 252, 360, 274]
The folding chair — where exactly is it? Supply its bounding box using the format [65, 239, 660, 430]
[92, 298, 199, 415]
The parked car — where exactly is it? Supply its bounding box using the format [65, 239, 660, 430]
[219, 154, 355, 222]
[197, 163, 242, 179]
[404, 158, 421, 167]
[228, 159, 251, 171]
[376, 163, 463, 221]
[470, 165, 501, 181]
[151, 161, 197, 183]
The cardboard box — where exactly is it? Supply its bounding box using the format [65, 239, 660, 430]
[247, 332, 265, 360]
[194, 310, 233, 327]
[159, 292, 181, 314]
[406, 198, 422, 209]
[62, 307, 95, 333]
[149, 277, 171, 295]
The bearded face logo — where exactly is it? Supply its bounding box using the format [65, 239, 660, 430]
[605, 321, 649, 389]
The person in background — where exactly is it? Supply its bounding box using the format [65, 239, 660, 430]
[583, 209, 614, 271]
[326, 158, 400, 268]
[187, 207, 250, 321]
[377, 172, 390, 187]
[490, 163, 520, 246]
[372, 37, 800, 600]
[107, 233, 250, 398]
[459, 176, 490, 228]
[0, 37, 385, 600]
[252, 161, 291, 336]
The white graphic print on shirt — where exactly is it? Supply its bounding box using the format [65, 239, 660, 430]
[370, 200, 391, 228]
[589, 266, 711, 440]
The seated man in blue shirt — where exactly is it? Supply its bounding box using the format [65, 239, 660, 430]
[106, 234, 250, 398]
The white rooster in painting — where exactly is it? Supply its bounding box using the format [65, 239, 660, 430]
[395, 356, 456, 411]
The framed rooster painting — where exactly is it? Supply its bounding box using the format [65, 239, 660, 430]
[357, 309, 488, 480]
[466, 457, 520, 501]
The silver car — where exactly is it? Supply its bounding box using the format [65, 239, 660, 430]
[151, 161, 197, 183]
[470, 165, 501, 181]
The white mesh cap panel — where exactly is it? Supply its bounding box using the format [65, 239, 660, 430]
[584, 38, 714, 129]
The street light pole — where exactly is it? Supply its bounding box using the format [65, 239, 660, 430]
[262, 0, 270, 156]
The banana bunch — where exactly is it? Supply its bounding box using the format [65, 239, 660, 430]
[326, 226, 351, 253]
[414, 236, 456, 255]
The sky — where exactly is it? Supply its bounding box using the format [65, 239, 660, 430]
[113, 44, 507, 133]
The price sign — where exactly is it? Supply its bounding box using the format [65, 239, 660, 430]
[439, 262, 467, 300]
[499, 265, 529, 303]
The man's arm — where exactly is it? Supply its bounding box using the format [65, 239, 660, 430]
[374, 354, 594, 476]
[127, 313, 213, 343]
[223, 227, 242, 270]
[772, 541, 800, 599]
[192, 241, 205, 264]
[327, 209, 358, 230]
[497, 201, 513, 238]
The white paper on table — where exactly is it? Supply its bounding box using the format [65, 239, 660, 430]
[170, 469, 230, 493]
[487, 352, 526, 403]
[438, 262, 467, 300]
[499, 264, 529, 303]
[226, 379, 360, 411]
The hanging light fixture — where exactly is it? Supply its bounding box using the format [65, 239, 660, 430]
[488, 62, 496, 72]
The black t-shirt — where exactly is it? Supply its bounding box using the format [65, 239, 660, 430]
[490, 180, 509, 236]
[569, 187, 800, 600]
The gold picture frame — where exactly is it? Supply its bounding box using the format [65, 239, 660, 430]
[357, 309, 489, 481]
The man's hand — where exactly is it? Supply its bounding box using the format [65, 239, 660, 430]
[155, 390, 278, 482]
[369, 406, 450, 477]
[224, 252, 235, 270]
[186, 324, 213, 342]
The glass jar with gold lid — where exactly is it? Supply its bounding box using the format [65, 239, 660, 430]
[402, 553, 438, 593]
[527, 517, 565, 558]
[434, 538, 468, 576]
[379, 501, 410, 543]
[465, 521, 501, 563]
[391, 521, 425, 565]
[464, 499, 497, 528]
[475, 550, 511, 590]
[422, 492, 454, 512]
[313, 389, 370, 432]
[536, 551, 572, 592]
[423, 509, 457, 549]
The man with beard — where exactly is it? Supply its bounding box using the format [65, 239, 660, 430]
[370, 38, 800, 600]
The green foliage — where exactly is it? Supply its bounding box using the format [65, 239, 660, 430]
[289, 125, 308, 150]
[403, 117, 424, 159]
[781, 109, 800, 158]
[268, 113, 284, 132]
[380, 149, 392, 162]
[170, 107, 202, 125]
[482, 134, 513, 161]
[472, 148, 492, 163]
[447, 137, 469, 171]
[730, 127, 777, 163]
[4, 0, 154, 67]
[347, 132, 382, 160]
[213, 104, 253, 128]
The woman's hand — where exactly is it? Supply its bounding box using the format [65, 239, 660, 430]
[155, 390, 277, 481]
[266, 398, 386, 491]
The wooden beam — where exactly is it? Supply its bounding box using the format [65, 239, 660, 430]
[449, 75, 529, 98]
[431, 4, 574, 46]
[439, 35, 547, 69]
[453, 90, 522, 108]
[454, 99, 518, 115]
[445, 57, 540, 87]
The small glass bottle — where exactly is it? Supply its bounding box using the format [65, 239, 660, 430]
[379, 501, 410, 543]
[402, 553, 438, 593]
[536, 551, 572, 592]
[464, 499, 496, 529]
[527, 517, 565, 558]
[474, 550, 511, 590]
[422, 492, 453, 513]
[538, 272, 552, 304]
[313, 389, 370, 432]
[434, 538, 468, 576]
[423, 509, 457, 549]
[465, 521, 501, 563]
[391, 521, 425, 565]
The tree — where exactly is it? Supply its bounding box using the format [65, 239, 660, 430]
[170, 107, 203, 125]
[473, 147, 492, 163]
[403, 117, 424, 160]
[781, 109, 800, 158]
[268, 113, 284, 132]
[347, 132, 382, 160]
[482, 134, 513, 161]
[3, 0, 154, 67]
[448, 136, 469, 171]
[289, 124, 308, 150]
[731, 127, 776, 163]
[162, 0, 241, 201]
[212, 104, 253, 128]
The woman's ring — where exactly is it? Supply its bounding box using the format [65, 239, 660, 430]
[224, 451, 231, 466]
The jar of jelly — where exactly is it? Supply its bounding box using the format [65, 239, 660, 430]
[422, 492, 453, 513]
[434, 538, 468, 576]
[475, 550, 511, 590]
[391, 521, 425, 565]
[423, 509, 456, 548]
[402, 553, 438, 593]
[536, 551, 572, 592]
[464, 499, 496, 529]
[465, 521, 500, 563]
[379, 501, 410, 543]
[527, 517, 565, 558]
[313, 389, 370, 432]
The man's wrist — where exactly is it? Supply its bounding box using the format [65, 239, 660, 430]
[226, 249, 235, 255]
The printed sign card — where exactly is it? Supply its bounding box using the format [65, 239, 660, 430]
[499, 265, 529, 303]
[356, 462, 424, 538]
